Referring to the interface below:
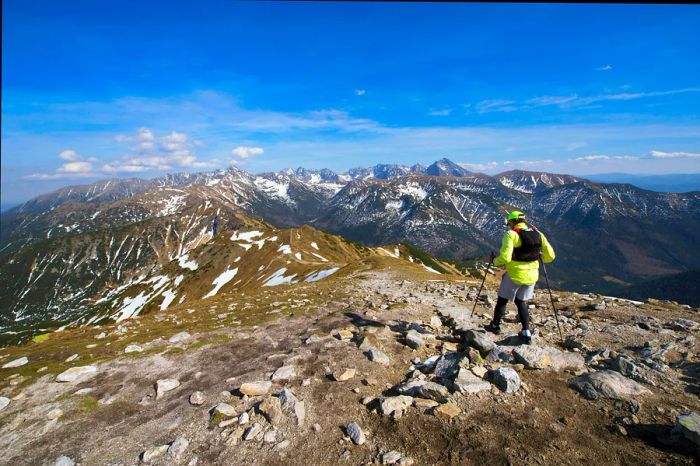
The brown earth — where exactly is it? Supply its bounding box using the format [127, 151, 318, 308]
[0, 259, 698, 465]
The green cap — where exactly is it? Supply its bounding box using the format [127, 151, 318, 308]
[507, 210, 526, 221]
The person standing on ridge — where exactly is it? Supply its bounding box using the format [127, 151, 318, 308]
[483, 211, 555, 344]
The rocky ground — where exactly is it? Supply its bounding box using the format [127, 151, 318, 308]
[1, 261, 699, 465]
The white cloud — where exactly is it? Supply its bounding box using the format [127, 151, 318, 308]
[572, 154, 639, 162]
[58, 149, 79, 161]
[104, 128, 215, 173]
[428, 108, 452, 116]
[473, 87, 700, 113]
[649, 150, 700, 159]
[503, 159, 554, 166]
[566, 142, 587, 151]
[355, 89, 366, 96]
[458, 161, 498, 172]
[596, 64, 613, 71]
[231, 146, 264, 161]
[25, 150, 97, 180]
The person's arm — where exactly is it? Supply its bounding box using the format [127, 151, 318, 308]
[540, 232, 555, 263]
[493, 232, 515, 266]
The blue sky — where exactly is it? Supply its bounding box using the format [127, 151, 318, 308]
[2, 1, 700, 204]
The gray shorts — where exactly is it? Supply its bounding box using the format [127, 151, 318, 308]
[498, 273, 535, 302]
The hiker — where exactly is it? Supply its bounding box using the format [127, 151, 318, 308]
[484, 210, 555, 344]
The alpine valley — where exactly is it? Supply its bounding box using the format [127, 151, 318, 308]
[1, 158, 699, 342]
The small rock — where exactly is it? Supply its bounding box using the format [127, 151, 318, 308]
[167, 437, 189, 460]
[258, 396, 283, 426]
[240, 380, 272, 396]
[271, 366, 296, 382]
[141, 445, 169, 463]
[471, 366, 488, 378]
[379, 396, 414, 419]
[2, 356, 28, 369]
[0, 397, 10, 412]
[64, 354, 80, 363]
[213, 402, 237, 417]
[124, 344, 143, 353]
[594, 301, 607, 311]
[454, 368, 491, 394]
[405, 330, 424, 349]
[346, 422, 366, 445]
[274, 439, 291, 450]
[278, 388, 305, 426]
[155, 379, 180, 399]
[313, 423, 321, 432]
[56, 365, 98, 383]
[430, 315, 442, 329]
[382, 450, 402, 464]
[53, 456, 76, 466]
[433, 352, 467, 381]
[398, 457, 415, 466]
[243, 422, 262, 441]
[264, 429, 278, 443]
[333, 329, 354, 341]
[463, 330, 495, 356]
[492, 367, 521, 393]
[413, 398, 440, 411]
[333, 368, 356, 382]
[189, 391, 206, 406]
[367, 348, 391, 365]
[169, 331, 191, 343]
[466, 347, 484, 365]
[434, 402, 461, 419]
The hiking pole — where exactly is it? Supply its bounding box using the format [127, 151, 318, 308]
[539, 255, 564, 343]
[471, 252, 494, 317]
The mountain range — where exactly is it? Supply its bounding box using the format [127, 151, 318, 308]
[2, 157, 699, 341]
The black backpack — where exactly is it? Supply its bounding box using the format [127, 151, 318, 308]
[511, 226, 542, 262]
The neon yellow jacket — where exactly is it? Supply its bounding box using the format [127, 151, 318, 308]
[493, 222, 555, 285]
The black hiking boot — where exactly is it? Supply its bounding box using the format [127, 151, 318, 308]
[518, 330, 532, 345]
[484, 323, 501, 335]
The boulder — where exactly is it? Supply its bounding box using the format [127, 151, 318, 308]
[454, 368, 491, 394]
[463, 330, 495, 356]
[379, 395, 414, 418]
[56, 365, 98, 383]
[155, 379, 180, 398]
[673, 412, 700, 448]
[405, 330, 424, 349]
[433, 352, 467, 381]
[271, 366, 296, 382]
[492, 367, 520, 393]
[346, 422, 366, 445]
[2, 357, 28, 369]
[258, 396, 283, 426]
[240, 380, 272, 396]
[512, 346, 552, 369]
[141, 445, 169, 463]
[279, 388, 305, 426]
[213, 402, 237, 417]
[167, 437, 189, 460]
[485, 346, 514, 363]
[513, 345, 585, 372]
[570, 370, 652, 400]
[367, 348, 391, 365]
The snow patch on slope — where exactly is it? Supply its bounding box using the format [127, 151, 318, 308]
[204, 267, 239, 298]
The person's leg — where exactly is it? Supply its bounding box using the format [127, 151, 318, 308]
[490, 296, 509, 329]
[514, 297, 530, 331]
